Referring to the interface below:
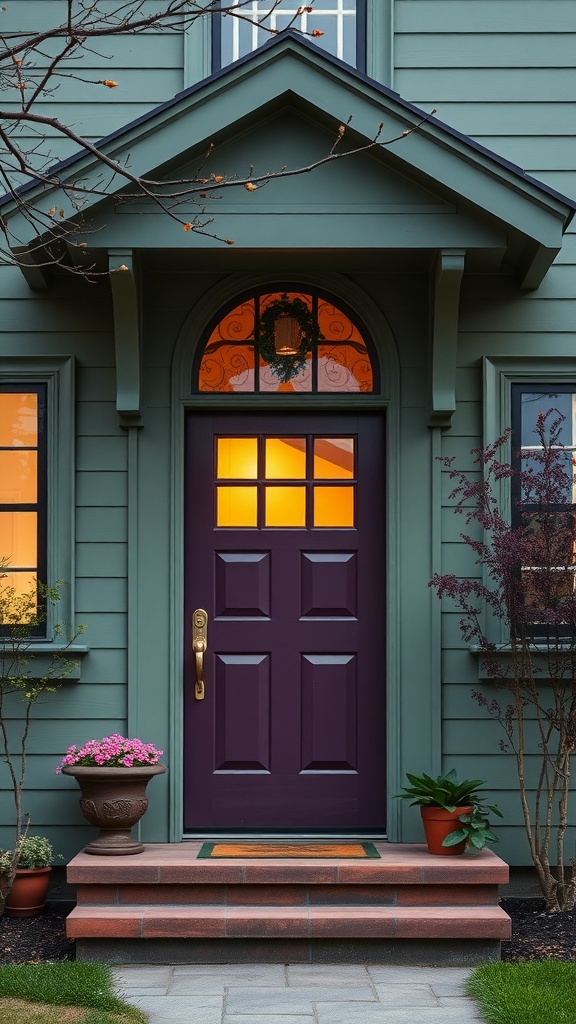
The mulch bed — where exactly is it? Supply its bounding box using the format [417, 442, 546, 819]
[501, 897, 576, 962]
[0, 898, 574, 964]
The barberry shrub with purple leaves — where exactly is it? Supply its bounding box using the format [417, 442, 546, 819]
[430, 409, 576, 912]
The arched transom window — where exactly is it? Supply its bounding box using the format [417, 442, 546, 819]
[196, 290, 375, 393]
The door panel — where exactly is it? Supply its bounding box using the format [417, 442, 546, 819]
[183, 412, 385, 831]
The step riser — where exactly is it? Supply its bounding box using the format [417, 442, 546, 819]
[75, 882, 500, 907]
[67, 843, 510, 965]
[68, 906, 511, 940]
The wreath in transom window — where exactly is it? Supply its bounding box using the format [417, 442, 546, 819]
[259, 294, 322, 382]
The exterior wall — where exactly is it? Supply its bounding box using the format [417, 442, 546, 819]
[395, 0, 576, 861]
[0, 1, 575, 864]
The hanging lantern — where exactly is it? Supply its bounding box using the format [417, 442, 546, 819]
[273, 314, 300, 356]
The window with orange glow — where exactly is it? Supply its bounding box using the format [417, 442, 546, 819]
[0, 387, 46, 629]
[197, 290, 375, 394]
[215, 433, 356, 528]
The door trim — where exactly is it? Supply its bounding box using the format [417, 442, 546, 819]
[166, 274, 404, 843]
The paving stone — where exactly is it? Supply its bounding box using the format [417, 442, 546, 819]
[367, 966, 473, 985]
[171, 964, 286, 988]
[316, 1004, 483, 1024]
[113, 966, 173, 988]
[372, 984, 438, 1006]
[224, 1017, 313, 1024]
[126, 995, 224, 1024]
[286, 965, 371, 987]
[429, 981, 471, 997]
[226, 985, 376, 1013]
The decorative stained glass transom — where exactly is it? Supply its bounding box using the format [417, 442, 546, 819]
[218, 1, 359, 69]
[197, 291, 374, 394]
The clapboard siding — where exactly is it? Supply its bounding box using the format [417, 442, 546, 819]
[396, 1, 576, 33]
[396, 33, 576, 68]
[397, 67, 576, 102]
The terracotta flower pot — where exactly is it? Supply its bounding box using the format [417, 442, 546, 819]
[62, 764, 166, 855]
[5, 867, 52, 917]
[420, 805, 472, 855]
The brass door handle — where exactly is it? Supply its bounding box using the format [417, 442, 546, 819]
[192, 609, 208, 701]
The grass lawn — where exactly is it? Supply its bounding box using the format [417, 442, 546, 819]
[468, 961, 576, 1024]
[0, 962, 147, 1024]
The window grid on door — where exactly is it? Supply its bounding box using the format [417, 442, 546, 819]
[215, 434, 356, 527]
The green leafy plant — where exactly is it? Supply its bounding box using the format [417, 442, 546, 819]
[395, 769, 502, 850]
[0, 561, 84, 912]
[0, 835, 60, 873]
[442, 807, 501, 851]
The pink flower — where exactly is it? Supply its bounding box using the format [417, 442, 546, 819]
[55, 734, 163, 772]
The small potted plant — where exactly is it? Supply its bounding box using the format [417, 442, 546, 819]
[56, 733, 165, 856]
[1, 835, 58, 917]
[395, 769, 502, 855]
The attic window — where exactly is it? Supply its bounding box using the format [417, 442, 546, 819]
[195, 289, 375, 393]
[215, 1, 363, 71]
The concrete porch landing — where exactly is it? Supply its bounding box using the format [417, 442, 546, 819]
[66, 842, 511, 965]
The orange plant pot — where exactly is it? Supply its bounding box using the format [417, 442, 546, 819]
[5, 866, 52, 917]
[420, 806, 471, 856]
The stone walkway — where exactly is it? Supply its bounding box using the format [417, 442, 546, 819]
[113, 963, 483, 1023]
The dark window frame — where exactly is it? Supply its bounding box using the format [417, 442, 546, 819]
[212, 0, 366, 73]
[0, 383, 48, 639]
[511, 382, 576, 640]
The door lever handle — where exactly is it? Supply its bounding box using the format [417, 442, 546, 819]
[192, 609, 208, 700]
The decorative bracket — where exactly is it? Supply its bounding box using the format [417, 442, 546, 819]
[428, 249, 465, 428]
[108, 249, 142, 427]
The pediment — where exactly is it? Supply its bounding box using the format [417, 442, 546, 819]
[2, 33, 574, 288]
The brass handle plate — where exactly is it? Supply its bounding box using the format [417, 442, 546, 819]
[192, 609, 208, 701]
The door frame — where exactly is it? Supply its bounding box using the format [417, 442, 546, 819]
[166, 271, 409, 842]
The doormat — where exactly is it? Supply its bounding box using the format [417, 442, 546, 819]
[198, 842, 381, 859]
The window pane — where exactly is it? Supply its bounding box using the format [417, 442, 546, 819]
[2, 571, 37, 601]
[0, 392, 37, 446]
[196, 290, 374, 394]
[217, 438, 258, 479]
[521, 449, 574, 503]
[265, 438, 306, 479]
[217, 486, 258, 527]
[314, 486, 354, 526]
[0, 450, 38, 503]
[199, 343, 255, 392]
[259, 359, 313, 393]
[220, 1, 357, 67]
[314, 438, 354, 479]
[520, 392, 574, 446]
[265, 486, 306, 526]
[0, 511, 37, 566]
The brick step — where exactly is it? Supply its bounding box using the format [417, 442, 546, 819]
[67, 843, 509, 888]
[75, 881, 499, 907]
[67, 903, 511, 940]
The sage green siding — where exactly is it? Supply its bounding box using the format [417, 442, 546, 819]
[391, 0, 576, 864]
[0, 1, 575, 864]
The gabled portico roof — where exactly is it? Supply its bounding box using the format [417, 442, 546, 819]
[2, 31, 574, 292]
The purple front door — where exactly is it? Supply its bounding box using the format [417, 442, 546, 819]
[183, 412, 385, 831]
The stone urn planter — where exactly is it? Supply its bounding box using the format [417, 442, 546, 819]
[62, 764, 166, 855]
[5, 867, 52, 917]
[420, 805, 472, 856]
